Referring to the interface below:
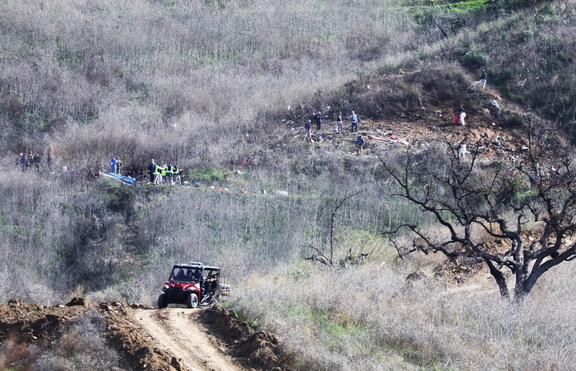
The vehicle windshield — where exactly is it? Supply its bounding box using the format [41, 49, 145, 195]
[170, 267, 202, 282]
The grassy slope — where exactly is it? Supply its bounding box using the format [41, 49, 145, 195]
[1, 0, 576, 369]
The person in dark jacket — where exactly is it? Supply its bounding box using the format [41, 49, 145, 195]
[356, 136, 365, 154]
[147, 159, 156, 183]
[304, 120, 312, 141]
[480, 69, 487, 89]
[314, 111, 323, 131]
[33, 153, 42, 172]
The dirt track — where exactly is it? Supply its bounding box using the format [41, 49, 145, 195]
[134, 308, 243, 371]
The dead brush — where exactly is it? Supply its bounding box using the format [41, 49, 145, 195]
[0, 332, 37, 371]
[34, 310, 121, 371]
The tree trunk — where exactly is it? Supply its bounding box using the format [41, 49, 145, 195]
[484, 258, 510, 299]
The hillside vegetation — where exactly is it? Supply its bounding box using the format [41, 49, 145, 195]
[1, 0, 576, 369]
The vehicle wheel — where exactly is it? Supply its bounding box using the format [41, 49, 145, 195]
[158, 294, 168, 309]
[187, 293, 198, 308]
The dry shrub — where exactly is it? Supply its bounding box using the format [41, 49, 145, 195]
[0, 165, 142, 302]
[34, 310, 121, 371]
[0, 0, 421, 171]
[228, 259, 576, 370]
[0, 333, 38, 371]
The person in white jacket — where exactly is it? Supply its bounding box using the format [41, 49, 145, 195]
[459, 108, 466, 126]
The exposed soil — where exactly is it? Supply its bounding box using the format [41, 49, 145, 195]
[0, 298, 294, 371]
[0, 298, 90, 369]
[282, 70, 541, 164]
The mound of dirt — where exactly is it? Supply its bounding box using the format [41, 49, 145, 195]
[101, 301, 176, 371]
[281, 66, 544, 165]
[198, 305, 295, 371]
[0, 298, 89, 345]
[0, 298, 92, 369]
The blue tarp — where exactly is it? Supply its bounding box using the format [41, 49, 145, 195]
[106, 172, 136, 186]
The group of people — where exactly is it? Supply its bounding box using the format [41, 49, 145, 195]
[147, 159, 182, 185]
[304, 109, 360, 141]
[16, 152, 53, 173]
[109, 156, 122, 174]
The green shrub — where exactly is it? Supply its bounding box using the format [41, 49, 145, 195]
[188, 167, 226, 182]
[460, 51, 489, 69]
[500, 112, 523, 128]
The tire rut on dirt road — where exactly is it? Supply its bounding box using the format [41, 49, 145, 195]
[134, 308, 244, 371]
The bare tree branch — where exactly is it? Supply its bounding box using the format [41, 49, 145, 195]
[379, 126, 576, 302]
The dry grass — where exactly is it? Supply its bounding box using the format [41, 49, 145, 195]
[34, 310, 122, 370]
[229, 258, 576, 370]
[0, 0, 417, 168]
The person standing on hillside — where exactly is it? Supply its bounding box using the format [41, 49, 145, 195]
[350, 110, 358, 132]
[109, 156, 117, 173]
[153, 163, 163, 185]
[160, 163, 168, 185]
[480, 69, 487, 90]
[336, 112, 343, 134]
[173, 164, 182, 185]
[166, 163, 174, 185]
[356, 136, 365, 154]
[304, 119, 312, 141]
[459, 107, 466, 126]
[314, 111, 323, 131]
[148, 159, 156, 183]
[114, 156, 122, 174]
[458, 143, 468, 159]
[46, 155, 53, 173]
[33, 153, 42, 172]
[16, 153, 26, 171]
[454, 108, 461, 125]
[468, 68, 488, 91]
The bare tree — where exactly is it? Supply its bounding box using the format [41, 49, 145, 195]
[380, 134, 576, 301]
[306, 192, 361, 267]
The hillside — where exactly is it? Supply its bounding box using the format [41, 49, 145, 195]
[280, 68, 529, 158]
[0, 66, 565, 371]
[2, 0, 576, 370]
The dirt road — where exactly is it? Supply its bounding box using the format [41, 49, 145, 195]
[133, 308, 244, 371]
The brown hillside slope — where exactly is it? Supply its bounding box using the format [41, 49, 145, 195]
[278, 66, 552, 163]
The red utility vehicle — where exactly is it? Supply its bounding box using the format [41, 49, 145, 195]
[158, 262, 230, 309]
